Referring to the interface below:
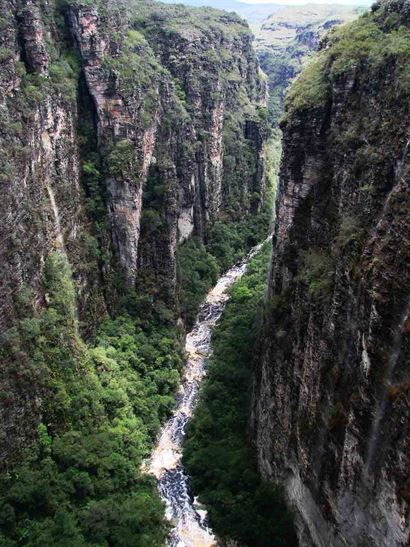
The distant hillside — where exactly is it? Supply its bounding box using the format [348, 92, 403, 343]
[158, 0, 283, 22]
[255, 3, 362, 50]
[253, 3, 365, 123]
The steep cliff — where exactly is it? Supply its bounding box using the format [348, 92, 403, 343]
[253, 1, 410, 545]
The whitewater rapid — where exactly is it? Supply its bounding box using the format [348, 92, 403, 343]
[148, 242, 265, 546]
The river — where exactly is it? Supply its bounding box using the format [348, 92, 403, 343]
[148, 242, 266, 546]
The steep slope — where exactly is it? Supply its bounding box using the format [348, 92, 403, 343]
[0, 0, 268, 324]
[183, 242, 298, 546]
[253, 0, 410, 545]
[0, 1, 269, 542]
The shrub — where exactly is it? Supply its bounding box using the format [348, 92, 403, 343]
[336, 214, 363, 248]
[23, 83, 45, 103]
[284, 53, 330, 116]
[107, 139, 136, 177]
[178, 237, 220, 326]
[298, 249, 334, 300]
[0, 47, 14, 63]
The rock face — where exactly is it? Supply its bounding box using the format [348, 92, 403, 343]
[252, 1, 410, 545]
[0, 0, 267, 463]
[0, 0, 267, 318]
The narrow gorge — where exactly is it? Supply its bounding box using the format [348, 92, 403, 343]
[0, 0, 409, 546]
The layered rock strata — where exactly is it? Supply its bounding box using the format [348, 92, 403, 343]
[253, 1, 410, 545]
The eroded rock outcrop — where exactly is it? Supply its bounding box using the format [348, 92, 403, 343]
[253, 1, 410, 545]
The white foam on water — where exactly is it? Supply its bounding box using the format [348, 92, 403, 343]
[147, 240, 268, 546]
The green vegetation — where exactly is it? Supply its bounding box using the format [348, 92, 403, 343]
[133, 2, 251, 42]
[253, 4, 361, 125]
[298, 249, 334, 300]
[207, 205, 270, 272]
[49, 51, 82, 101]
[284, 52, 329, 115]
[0, 1, 281, 544]
[178, 237, 220, 326]
[336, 215, 364, 249]
[183, 243, 297, 546]
[258, 49, 300, 125]
[131, 0, 259, 126]
[0, 47, 14, 63]
[284, 7, 410, 118]
[132, 162, 180, 324]
[178, 133, 279, 325]
[177, 191, 274, 326]
[207, 132, 277, 273]
[102, 29, 162, 116]
[0, 252, 183, 545]
[107, 139, 137, 178]
[21, 74, 48, 105]
[328, 14, 410, 78]
[126, 0, 276, 329]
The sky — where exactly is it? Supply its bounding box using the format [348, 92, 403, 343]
[239, 0, 371, 4]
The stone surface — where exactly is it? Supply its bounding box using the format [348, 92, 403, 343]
[253, 1, 410, 545]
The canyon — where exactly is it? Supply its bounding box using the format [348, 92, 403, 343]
[0, 1, 271, 544]
[0, 0, 408, 546]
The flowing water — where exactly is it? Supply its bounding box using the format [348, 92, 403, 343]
[148, 241, 267, 547]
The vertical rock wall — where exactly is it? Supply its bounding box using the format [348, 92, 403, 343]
[253, 1, 410, 545]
